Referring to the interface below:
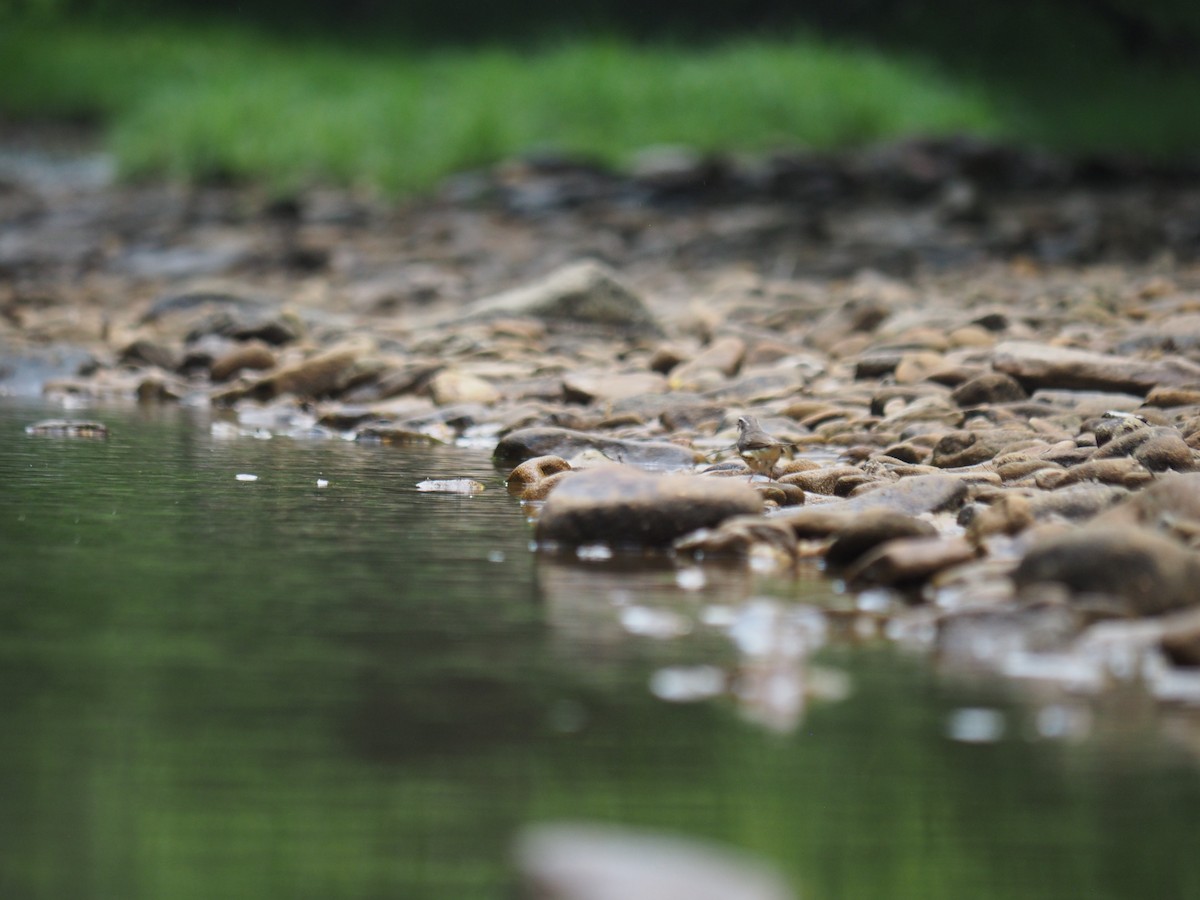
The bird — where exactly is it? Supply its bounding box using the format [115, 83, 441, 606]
[735, 415, 791, 480]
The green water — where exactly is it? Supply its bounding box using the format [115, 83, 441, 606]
[2, 401, 1199, 899]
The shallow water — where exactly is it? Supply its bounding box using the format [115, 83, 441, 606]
[2, 400, 1200, 899]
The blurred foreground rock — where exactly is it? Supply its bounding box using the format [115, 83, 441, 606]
[514, 822, 796, 900]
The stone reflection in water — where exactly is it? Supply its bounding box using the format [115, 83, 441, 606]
[534, 555, 850, 732]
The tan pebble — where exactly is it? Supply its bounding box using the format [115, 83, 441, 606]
[429, 369, 500, 405]
[507, 455, 573, 491]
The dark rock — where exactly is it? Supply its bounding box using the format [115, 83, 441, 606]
[950, 372, 1027, 406]
[493, 427, 699, 470]
[118, 338, 181, 371]
[825, 510, 938, 567]
[514, 822, 795, 900]
[1013, 525, 1200, 616]
[535, 466, 762, 548]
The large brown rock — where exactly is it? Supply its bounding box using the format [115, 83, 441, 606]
[535, 466, 763, 548]
[993, 341, 1200, 396]
[1013, 525, 1200, 616]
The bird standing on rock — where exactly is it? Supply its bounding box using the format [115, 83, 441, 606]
[736, 415, 791, 480]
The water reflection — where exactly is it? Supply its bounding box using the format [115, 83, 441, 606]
[3, 401, 1200, 899]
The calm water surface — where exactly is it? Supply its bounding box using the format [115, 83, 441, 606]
[2, 401, 1199, 899]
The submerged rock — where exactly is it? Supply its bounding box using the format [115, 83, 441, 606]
[535, 466, 762, 548]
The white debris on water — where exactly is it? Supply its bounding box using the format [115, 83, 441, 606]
[650, 665, 727, 702]
[946, 707, 1006, 744]
[619, 606, 692, 639]
[316, 478, 329, 488]
[235, 473, 258, 482]
[415, 478, 485, 493]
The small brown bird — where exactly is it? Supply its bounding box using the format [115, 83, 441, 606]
[736, 415, 790, 479]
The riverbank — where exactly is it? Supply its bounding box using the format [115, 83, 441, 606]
[6, 134, 1200, 722]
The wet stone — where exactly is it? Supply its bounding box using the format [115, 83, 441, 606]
[1013, 525, 1200, 616]
[493, 427, 699, 470]
[846, 535, 978, 587]
[535, 466, 763, 548]
[825, 510, 939, 568]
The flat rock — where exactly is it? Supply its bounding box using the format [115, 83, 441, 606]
[493, 427, 699, 470]
[535, 466, 763, 548]
[847, 535, 977, 586]
[467, 260, 661, 334]
[514, 822, 795, 900]
[825, 510, 939, 567]
[776, 474, 968, 534]
[563, 371, 668, 404]
[1013, 525, 1200, 616]
[994, 341, 1200, 396]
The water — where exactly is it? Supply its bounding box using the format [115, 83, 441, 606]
[2, 400, 1200, 899]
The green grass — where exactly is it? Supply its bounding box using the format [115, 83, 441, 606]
[1, 19, 1197, 195]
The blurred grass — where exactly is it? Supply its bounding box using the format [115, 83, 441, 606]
[1, 19, 1198, 195]
[0, 21, 1000, 193]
